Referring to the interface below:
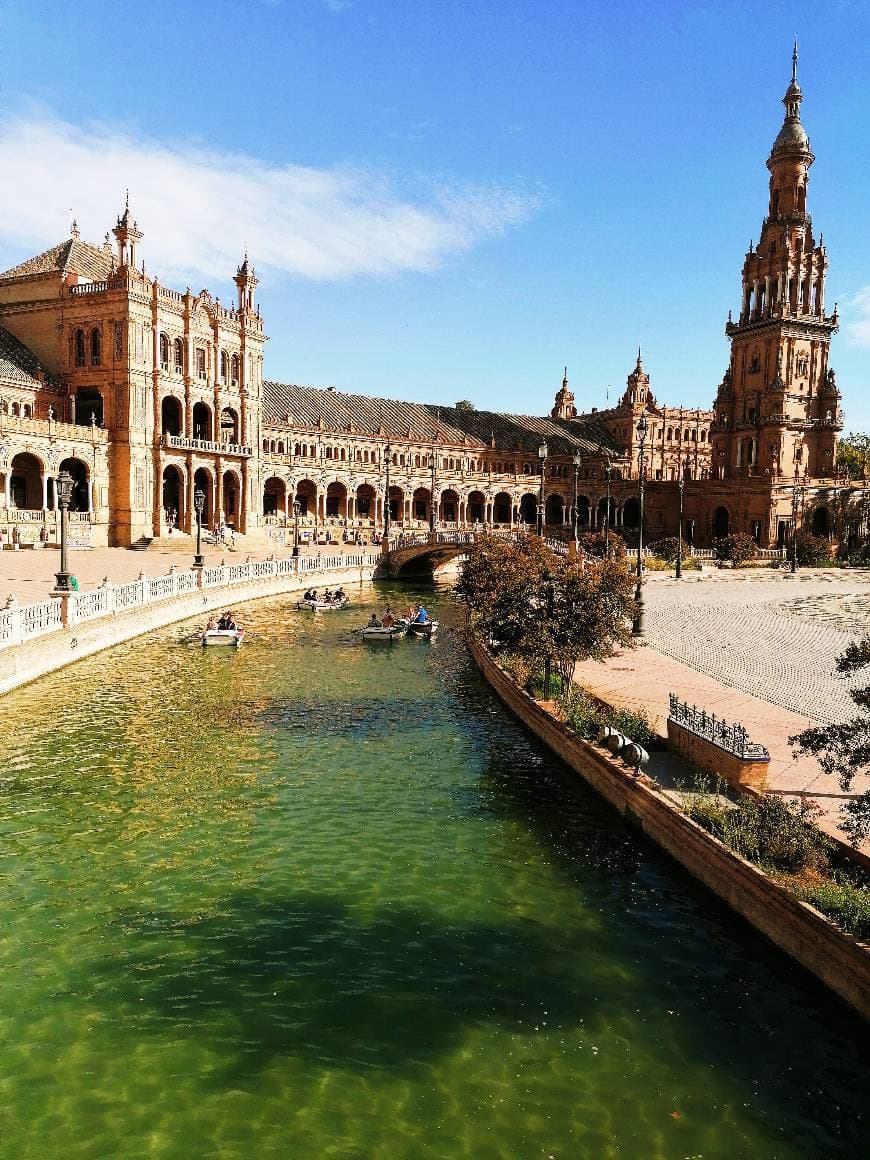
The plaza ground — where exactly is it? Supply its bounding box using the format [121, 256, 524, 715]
[3, 545, 869, 851]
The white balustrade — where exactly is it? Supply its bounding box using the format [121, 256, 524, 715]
[73, 588, 111, 622]
[22, 599, 63, 640]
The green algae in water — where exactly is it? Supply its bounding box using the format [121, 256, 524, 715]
[0, 585, 868, 1159]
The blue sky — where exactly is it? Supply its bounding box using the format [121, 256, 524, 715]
[1, 0, 869, 429]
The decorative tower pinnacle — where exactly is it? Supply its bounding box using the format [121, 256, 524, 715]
[621, 348, 652, 409]
[234, 252, 259, 313]
[551, 366, 577, 420]
[112, 191, 143, 268]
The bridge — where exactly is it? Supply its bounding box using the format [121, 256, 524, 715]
[383, 529, 569, 577]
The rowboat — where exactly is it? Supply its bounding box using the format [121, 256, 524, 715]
[361, 624, 406, 642]
[296, 595, 349, 612]
[405, 619, 439, 638]
[202, 627, 244, 648]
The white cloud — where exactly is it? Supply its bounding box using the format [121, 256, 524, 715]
[0, 111, 540, 286]
[844, 287, 870, 347]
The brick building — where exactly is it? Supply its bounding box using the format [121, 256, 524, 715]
[0, 53, 865, 553]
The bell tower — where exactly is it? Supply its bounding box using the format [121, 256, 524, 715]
[713, 46, 841, 482]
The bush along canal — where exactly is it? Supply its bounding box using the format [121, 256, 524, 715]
[0, 583, 868, 1160]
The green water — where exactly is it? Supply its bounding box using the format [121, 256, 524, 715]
[0, 583, 867, 1160]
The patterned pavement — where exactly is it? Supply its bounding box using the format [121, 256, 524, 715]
[643, 570, 870, 725]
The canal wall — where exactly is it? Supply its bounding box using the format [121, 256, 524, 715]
[467, 635, 870, 1022]
[0, 554, 384, 696]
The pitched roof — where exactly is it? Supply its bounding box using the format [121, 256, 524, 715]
[0, 324, 44, 386]
[262, 381, 620, 456]
[0, 237, 113, 283]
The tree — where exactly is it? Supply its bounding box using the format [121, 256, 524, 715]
[791, 639, 870, 846]
[457, 534, 636, 695]
[836, 432, 870, 480]
[794, 530, 832, 566]
[454, 399, 476, 412]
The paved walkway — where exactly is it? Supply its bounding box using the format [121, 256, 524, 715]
[0, 541, 367, 604]
[574, 570, 870, 852]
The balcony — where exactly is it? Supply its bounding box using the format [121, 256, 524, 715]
[161, 433, 252, 457]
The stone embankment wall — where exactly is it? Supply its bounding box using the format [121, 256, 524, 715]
[667, 718, 770, 791]
[0, 554, 383, 696]
[467, 635, 870, 1021]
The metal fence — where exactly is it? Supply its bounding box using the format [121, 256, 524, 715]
[668, 693, 770, 760]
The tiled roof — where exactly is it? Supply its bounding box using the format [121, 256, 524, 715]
[0, 324, 43, 386]
[262, 381, 621, 456]
[0, 237, 113, 283]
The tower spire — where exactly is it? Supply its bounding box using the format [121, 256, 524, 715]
[792, 38, 798, 84]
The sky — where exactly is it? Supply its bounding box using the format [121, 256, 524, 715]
[1, 0, 869, 430]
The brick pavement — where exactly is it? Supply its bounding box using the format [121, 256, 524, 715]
[574, 570, 870, 852]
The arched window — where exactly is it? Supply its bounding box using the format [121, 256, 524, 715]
[22, 404, 32, 418]
[231, 353, 239, 385]
[90, 328, 101, 367]
[263, 439, 269, 452]
[174, 338, 184, 374]
[220, 350, 229, 383]
[74, 329, 85, 367]
[159, 333, 169, 369]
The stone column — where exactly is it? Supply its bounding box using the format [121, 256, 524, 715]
[40, 473, 48, 511]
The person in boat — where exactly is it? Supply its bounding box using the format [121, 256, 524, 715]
[206, 616, 217, 632]
[219, 611, 237, 631]
[404, 603, 416, 621]
[335, 588, 346, 603]
[381, 606, 395, 627]
[367, 612, 380, 628]
[413, 604, 430, 624]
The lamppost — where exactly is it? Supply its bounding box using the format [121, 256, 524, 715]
[537, 440, 548, 537]
[675, 473, 685, 580]
[603, 452, 612, 557]
[383, 441, 392, 540]
[790, 478, 804, 574]
[632, 412, 648, 636]
[193, 487, 205, 568]
[429, 437, 437, 534]
[292, 499, 301, 557]
[572, 450, 582, 551]
[54, 470, 74, 592]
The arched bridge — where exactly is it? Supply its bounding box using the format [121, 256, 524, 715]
[384, 530, 480, 577]
[383, 529, 568, 577]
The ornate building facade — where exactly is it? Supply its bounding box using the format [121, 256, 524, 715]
[0, 54, 863, 553]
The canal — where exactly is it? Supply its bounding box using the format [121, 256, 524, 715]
[0, 582, 868, 1159]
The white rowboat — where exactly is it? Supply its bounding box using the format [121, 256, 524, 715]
[202, 627, 244, 648]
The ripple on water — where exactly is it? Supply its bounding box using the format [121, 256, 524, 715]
[0, 588, 868, 1159]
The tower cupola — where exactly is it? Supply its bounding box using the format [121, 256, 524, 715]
[112, 191, 143, 268]
[234, 252, 258, 313]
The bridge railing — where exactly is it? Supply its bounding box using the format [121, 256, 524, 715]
[0, 551, 383, 652]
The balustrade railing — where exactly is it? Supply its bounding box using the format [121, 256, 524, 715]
[668, 693, 770, 760]
[0, 551, 384, 652]
[161, 433, 253, 457]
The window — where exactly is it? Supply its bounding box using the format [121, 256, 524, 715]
[231, 353, 239, 385]
[74, 329, 85, 367]
[90, 328, 102, 367]
[174, 338, 184, 374]
[159, 333, 169, 370]
[196, 349, 206, 380]
[220, 350, 228, 383]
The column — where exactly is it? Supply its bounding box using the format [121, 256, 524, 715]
[40, 473, 48, 511]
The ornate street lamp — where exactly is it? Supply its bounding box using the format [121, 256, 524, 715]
[790, 478, 804, 574]
[632, 413, 648, 636]
[537, 440, 548, 537]
[54, 470, 74, 592]
[193, 487, 205, 568]
[292, 499, 301, 557]
[603, 452, 613, 557]
[429, 439, 437, 534]
[676, 473, 685, 580]
[383, 441, 392, 540]
[572, 449, 582, 551]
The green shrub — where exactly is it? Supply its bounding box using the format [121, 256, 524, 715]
[714, 533, 758, 565]
[578, 530, 626, 558]
[562, 687, 655, 747]
[794, 530, 833, 566]
[686, 793, 830, 874]
[648, 536, 688, 563]
[529, 669, 565, 700]
[791, 878, 870, 940]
